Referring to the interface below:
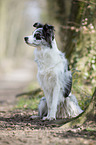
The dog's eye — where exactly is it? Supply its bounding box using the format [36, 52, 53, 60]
[34, 33, 41, 40]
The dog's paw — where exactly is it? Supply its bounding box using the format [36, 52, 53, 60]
[43, 116, 56, 121]
[30, 115, 40, 119]
[49, 117, 56, 121]
[42, 116, 49, 120]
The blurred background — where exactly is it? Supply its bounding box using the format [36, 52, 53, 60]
[0, 0, 96, 109]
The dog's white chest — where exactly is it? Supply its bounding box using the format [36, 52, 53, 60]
[34, 48, 64, 91]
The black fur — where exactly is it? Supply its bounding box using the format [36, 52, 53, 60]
[34, 33, 41, 40]
[33, 22, 43, 28]
[63, 65, 72, 98]
[33, 22, 55, 48]
[63, 76, 72, 98]
[43, 24, 54, 48]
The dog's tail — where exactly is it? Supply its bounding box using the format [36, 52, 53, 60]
[63, 93, 83, 118]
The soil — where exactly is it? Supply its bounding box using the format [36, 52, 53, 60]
[0, 70, 96, 145]
[0, 109, 96, 145]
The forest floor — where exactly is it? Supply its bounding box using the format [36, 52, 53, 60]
[0, 68, 96, 145]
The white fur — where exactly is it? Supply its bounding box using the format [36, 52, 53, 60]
[25, 27, 83, 120]
[62, 93, 83, 118]
[38, 97, 48, 118]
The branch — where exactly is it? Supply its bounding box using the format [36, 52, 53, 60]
[16, 88, 42, 98]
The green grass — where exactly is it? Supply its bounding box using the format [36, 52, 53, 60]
[86, 127, 96, 132]
[15, 81, 41, 110]
[16, 97, 40, 110]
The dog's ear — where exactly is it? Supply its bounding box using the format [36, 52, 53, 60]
[33, 22, 44, 28]
[48, 25, 54, 31]
[43, 24, 54, 31]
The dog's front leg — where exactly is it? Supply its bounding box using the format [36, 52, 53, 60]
[49, 84, 60, 120]
[42, 95, 52, 120]
[43, 84, 60, 120]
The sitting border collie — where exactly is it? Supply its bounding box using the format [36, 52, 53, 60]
[24, 22, 83, 120]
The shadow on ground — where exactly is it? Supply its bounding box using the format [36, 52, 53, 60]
[0, 109, 96, 140]
[0, 109, 70, 130]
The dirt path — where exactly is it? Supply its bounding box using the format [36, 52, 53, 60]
[0, 109, 96, 145]
[0, 65, 34, 111]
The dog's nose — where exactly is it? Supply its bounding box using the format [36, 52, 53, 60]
[24, 37, 28, 42]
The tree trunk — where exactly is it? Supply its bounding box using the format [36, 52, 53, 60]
[60, 88, 96, 129]
[61, 0, 86, 58]
[6, 1, 24, 57]
[0, 0, 7, 58]
[47, 0, 90, 59]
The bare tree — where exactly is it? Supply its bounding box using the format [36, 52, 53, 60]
[0, 0, 7, 58]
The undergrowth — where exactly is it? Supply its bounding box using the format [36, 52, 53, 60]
[16, 97, 40, 110]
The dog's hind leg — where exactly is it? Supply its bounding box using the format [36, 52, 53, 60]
[38, 97, 48, 118]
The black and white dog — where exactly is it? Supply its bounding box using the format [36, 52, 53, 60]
[24, 22, 83, 120]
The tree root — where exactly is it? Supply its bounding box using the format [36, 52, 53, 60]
[60, 88, 96, 129]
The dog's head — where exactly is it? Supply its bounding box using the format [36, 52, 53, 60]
[24, 22, 55, 48]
